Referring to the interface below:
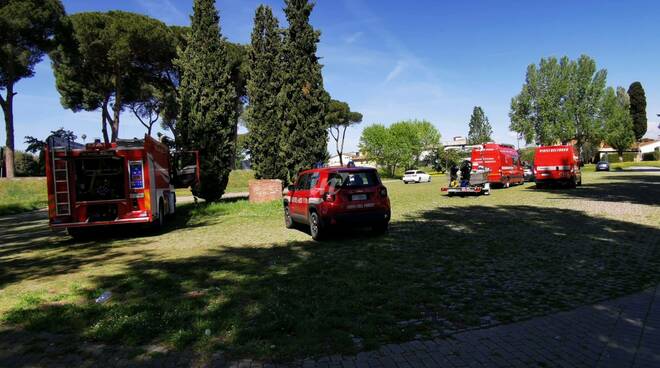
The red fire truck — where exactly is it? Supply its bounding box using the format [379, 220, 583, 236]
[470, 143, 524, 188]
[533, 145, 582, 188]
[45, 135, 198, 238]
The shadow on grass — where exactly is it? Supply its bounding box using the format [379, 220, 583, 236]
[530, 173, 660, 206]
[0, 202, 223, 290]
[2, 204, 660, 365]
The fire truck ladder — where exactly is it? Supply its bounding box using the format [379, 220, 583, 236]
[50, 138, 72, 216]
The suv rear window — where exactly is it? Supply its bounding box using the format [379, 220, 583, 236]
[328, 171, 379, 188]
[405, 171, 416, 175]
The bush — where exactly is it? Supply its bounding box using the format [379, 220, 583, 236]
[606, 152, 637, 162]
[642, 148, 660, 161]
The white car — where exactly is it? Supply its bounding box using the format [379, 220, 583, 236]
[403, 170, 431, 184]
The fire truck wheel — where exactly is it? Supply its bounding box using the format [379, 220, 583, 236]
[284, 205, 295, 229]
[154, 199, 166, 230]
[309, 211, 324, 240]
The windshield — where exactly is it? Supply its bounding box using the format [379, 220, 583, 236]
[328, 171, 379, 188]
[404, 171, 415, 175]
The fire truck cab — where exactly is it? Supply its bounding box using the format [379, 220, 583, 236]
[45, 135, 198, 237]
[470, 143, 524, 188]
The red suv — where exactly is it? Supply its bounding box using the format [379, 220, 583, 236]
[284, 166, 391, 240]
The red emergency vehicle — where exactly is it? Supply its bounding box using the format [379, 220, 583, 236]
[284, 166, 391, 240]
[533, 145, 582, 188]
[45, 135, 198, 237]
[470, 143, 524, 188]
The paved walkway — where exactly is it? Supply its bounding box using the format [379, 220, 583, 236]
[2, 286, 659, 367]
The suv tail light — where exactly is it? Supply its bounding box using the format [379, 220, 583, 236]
[379, 187, 387, 198]
[324, 192, 335, 202]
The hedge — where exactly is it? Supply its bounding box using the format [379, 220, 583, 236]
[606, 152, 637, 162]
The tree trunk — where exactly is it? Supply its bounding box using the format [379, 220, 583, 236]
[111, 94, 121, 142]
[1, 84, 16, 178]
[618, 151, 624, 162]
[339, 125, 347, 166]
[101, 96, 110, 144]
[111, 70, 121, 142]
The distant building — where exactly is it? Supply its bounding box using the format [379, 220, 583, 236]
[328, 152, 377, 168]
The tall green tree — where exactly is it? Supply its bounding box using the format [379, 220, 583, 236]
[467, 106, 493, 145]
[358, 120, 435, 176]
[246, 5, 285, 180]
[176, 0, 238, 201]
[603, 87, 635, 162]
[627, 81, 647, 141]
[411, 119, 440, 164]
[51, 11, 176, 143]
[279, 0, 329, 183]
[509, 55, 607, 151]
[326, 99, 362, 166]
[1, 0, 66, 178]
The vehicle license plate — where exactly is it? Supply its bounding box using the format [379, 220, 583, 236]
[352, 194, 367, 201]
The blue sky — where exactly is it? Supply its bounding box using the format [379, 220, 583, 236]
[3, 0, 660, 151]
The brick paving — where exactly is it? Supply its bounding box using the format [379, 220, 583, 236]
[1, 285, 659, 367]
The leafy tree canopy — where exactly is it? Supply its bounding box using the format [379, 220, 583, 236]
[50, 11, 177, 142]
[509, 55, 607, 148]
[627, 81, 647, 141]
[327, 99, 362, 166]
[175, 0, 238, 201]
[603, 86, 635, 161]
[467, 106, 493, 145]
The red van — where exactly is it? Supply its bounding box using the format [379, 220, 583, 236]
[533, 145, 582, 188]
[470, 143, 524, 188]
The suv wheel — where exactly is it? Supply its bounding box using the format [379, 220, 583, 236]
[284, 205, 295, 229]
[309, 212, 324, 240]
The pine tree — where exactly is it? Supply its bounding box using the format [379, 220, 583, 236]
[176, 0, 238, 201]
[280, 0, 329, 184]
[467, 106, 493, 145]
[246, 6, 285, 180]
[627, 82, 647, 141]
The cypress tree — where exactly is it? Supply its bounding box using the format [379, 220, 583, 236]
[468, 106, 493, 145]
[280, 0, 329, 184]
[627, 81, 647, 141]
[246, 5, 285, 180]
[175, 0, 238, 201]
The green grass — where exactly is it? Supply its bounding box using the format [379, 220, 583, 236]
[175, 169, 255, 197]
[0, 170, 254, 215]
[583, 160, 660, 172]
[1, 170, 659, 362]
[0, 178, 48, 216]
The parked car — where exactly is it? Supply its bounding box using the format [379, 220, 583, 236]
[523, 165, 535, 182]
[284, 166, 391, 240]
[403, 170, 431, 184]
[596, 161, 610, 172]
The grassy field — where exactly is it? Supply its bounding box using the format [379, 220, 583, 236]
[0, 178, 48, 216]
[0, 170, 254, 216]
[1, 170, 659, 362]
[175, 169, 254, 197]
[582, 160, 660, 172]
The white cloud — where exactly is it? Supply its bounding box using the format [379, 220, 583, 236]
[345, 31, 363, 44]
[385, 61, 406, 83]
